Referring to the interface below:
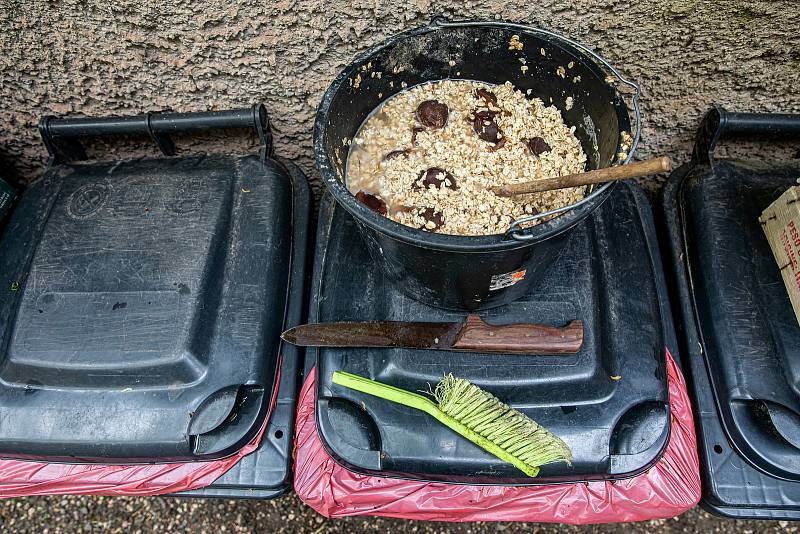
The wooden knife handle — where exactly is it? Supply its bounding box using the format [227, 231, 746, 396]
[450, 314, 583, 354]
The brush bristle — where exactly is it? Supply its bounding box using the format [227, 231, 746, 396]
[434, 373, 573, 471]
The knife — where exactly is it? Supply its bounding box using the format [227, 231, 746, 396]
[281, 314, 583, 355]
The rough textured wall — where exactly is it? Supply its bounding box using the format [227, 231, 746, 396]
[1, 0, 799, 193]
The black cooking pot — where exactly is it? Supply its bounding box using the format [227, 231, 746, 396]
[314, 18, 640, 310]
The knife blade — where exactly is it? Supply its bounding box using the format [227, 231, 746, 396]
[281, 314, 583, 355]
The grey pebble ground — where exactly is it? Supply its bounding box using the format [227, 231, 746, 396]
[0, 494, 794, 533]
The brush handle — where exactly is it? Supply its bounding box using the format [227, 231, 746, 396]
[331, 371, 541, 477]
[332, 371, 438, 414]
[492, 156, 673, 197]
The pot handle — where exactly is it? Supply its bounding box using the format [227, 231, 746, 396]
[430, 16, 642, 241]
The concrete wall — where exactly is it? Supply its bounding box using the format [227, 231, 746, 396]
[1, 0, 799, 192]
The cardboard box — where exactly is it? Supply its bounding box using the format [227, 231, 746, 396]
[760, 181, 800, 327]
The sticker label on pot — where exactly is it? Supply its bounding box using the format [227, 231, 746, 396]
[489, 269, 527, 291]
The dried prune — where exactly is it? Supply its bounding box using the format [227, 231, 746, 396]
[488, 137, 507, 152]
[476, 88, 498, 106]
[418, 207, 444, 230]
[414, 167, 457, 191]
[473, 111, 503, 144]
[355, 191, 388, 216]
[416, 100, 449, 129]
[383, 149, 410, 160]
[411, 126, 425, 146]
[526, 136, 552, 156]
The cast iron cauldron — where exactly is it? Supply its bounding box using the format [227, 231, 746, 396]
[314, 18, 640, 310]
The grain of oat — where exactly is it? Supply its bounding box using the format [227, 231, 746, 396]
[508, 35, 523, 51]
[346, 80, 586, 236]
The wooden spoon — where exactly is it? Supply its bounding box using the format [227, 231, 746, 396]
[492, 156, 673, 197]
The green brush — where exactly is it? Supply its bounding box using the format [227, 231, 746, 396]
[332, 371, 573, 477]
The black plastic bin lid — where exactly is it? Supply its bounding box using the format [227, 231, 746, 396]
[182, 158, 310, 499]
[310, 181, 676, 485]
[0, 107, 310, 466]
[662, 107, 800, 519]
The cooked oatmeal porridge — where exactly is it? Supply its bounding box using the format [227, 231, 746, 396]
[346, 79, 587, 236]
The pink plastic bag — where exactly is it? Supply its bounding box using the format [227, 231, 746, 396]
[0, 359, 284, 497]
[294, 350, 700, 523]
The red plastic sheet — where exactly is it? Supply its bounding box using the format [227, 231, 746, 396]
[0, 360, 283, 498]
[294, 350, 700, 523]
